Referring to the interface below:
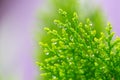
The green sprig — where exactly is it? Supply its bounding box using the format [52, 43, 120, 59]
[37, 10, 120, 80]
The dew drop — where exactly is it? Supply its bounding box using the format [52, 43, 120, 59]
[90, 23, 92, 26]
[58, 50, 62, 53]
[91, 54, 94, 57]
[67, 57, 69, 60]
[52, 75, 56, 79]
[70, 36, 74, 41]
[46, 52, 49, 55]
[53, 42, 57, 45]
[69, 62, 72, 65]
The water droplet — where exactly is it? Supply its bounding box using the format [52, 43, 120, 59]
[96, 51, 99, 53]
[53, 42, 57, 45]
[86, 54, 88, 57]
[102, 66, 105, 69]
[70, 36, 73, 41]
[46, 52, 49, 55]
[90, 23, 92, 26]
[67, 57, 69, 60]
[58, 50, 62, 53]
[69, 62, 72, 65]
[52, 75, 56, 79]
[91, 54, 94, 57]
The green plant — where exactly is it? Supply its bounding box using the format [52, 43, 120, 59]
[37, 10, 120, 80]
[36, 0, 106, 64]
[36, 1, 106, 79]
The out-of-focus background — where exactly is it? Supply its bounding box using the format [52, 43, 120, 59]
[0, 0, 42, 80]
[0, 0, 120, 80]
[102, 0, 120, 36]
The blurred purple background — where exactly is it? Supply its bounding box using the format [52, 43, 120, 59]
[0, 0, 120, 80]
[101, 0, 120, 36]
[0, 0, 42, 80]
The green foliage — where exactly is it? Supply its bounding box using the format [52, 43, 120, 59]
[39, 0, 105, 38]
[36, 0, 106, 65]
[36, 0, 106, 67]
[36, 0, 79, 66]
[37, 10, 120, 80]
